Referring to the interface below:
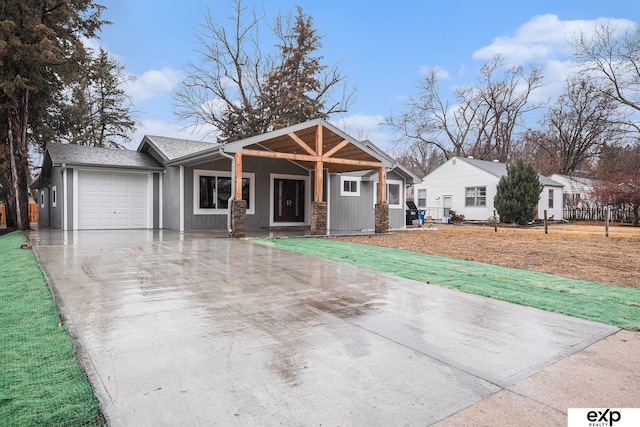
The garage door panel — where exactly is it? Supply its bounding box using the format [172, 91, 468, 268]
[78, 171, 149, 230]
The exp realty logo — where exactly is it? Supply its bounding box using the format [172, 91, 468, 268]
[568, 408, 640, 427]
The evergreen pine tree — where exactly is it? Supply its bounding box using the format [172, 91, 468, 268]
[494, 160, 543, 224]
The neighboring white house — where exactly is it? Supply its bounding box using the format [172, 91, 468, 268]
[549, 174, 597, 208]
[413, 157, 565, 222]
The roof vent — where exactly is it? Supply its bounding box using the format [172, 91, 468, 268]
[493, 159, 499, 162]
[467, 156, 474, 159]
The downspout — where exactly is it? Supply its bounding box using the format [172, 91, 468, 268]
[218, 148, 235, 235]
[61, 163, 67, 230]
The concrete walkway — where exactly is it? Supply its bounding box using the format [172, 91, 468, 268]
[27, 229, 635, 426]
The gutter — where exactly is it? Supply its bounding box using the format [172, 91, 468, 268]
[218, 148, 235, 235]
[61, 163, 67, 231]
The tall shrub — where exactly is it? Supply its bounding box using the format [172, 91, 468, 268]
[494, 160, 543, 224]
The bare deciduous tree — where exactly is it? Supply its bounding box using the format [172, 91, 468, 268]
[386, 69, 480, 160]
[469, 56, 545, 162]
[572, 21, 640, 133]
[592, 142, 640, 225]
[394, 141, 446, 178]
[535, 76, 624, 174]
[386, 55, 545, 167]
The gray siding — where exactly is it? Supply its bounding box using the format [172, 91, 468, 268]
[163, 167, 181, 230]
[37, 187, 49, 228]
[329, 170, 406, 230]
[37, 187, 51, 227]
[66, 169, 74, 230]
[329, 175, 375, 231]
[39, 166, 70, 229]
[153, 173, 160, 228]
[389, 207, 404, 229]
[182, 157, 309, 231]
[50, 167, 63, 229]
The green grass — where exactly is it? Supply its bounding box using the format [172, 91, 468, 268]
[255, 237, 640, 330]
[0, 231, 104, 426]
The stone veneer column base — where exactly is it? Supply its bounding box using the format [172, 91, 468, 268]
[310, 201, 327, 235]
[231, 200, 247, 238]
[375, 203, 389, 233]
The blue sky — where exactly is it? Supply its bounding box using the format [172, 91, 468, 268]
[94, 0, 639, 151]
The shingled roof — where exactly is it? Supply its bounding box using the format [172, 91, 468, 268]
[458, 157, 562, 187]
[45, 143, 163, 170]
[139, 135, 219, 162]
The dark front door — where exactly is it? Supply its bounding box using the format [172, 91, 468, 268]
[273, 178, 305, 223]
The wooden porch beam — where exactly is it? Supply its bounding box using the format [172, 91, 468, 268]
[234, 152, 243, 200]
[322, 139, 349, 159]
[287, 132, 316, 156]
[241, 148, 382, 168]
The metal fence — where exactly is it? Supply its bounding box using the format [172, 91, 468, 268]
[563, 207, 636, 222]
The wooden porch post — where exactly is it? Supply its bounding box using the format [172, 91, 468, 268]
[378, 167, 386, 204]
[234, 152, 243, 200]
[314, 125, 323, 202]
[375, 167, 389, 233]
[311, 124, 327, 235]
[231, 152, 246, 238]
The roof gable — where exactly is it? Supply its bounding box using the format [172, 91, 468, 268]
[139, 135, 219, 162]
[166, 119, 395, 173]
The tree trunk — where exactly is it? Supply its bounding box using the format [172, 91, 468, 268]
[7, 89, 31, 231]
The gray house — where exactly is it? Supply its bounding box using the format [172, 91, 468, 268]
[32, 119, 419, 235]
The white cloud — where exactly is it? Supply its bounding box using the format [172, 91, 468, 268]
[125, 67, 183, 104]
[473, 14, 636, 64]
[332, 113, 395, 151]
[419, 65, 451, 80]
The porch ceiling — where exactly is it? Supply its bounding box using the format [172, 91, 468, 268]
[247, 124, 383, 173]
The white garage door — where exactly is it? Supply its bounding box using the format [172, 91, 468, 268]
[77, 171, 149, 229]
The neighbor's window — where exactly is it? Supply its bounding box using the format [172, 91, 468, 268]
[417, 188, 427, 208]
[194, 170, 254, 215]
[548, 189, 554, 209]
[40, 192, 45, 208]
[340, 176, 361, 196]
[465, 186, 486, 207]
[51, 186, 57, 208]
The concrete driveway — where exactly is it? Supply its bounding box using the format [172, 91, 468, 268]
[29, 229, 620, 426]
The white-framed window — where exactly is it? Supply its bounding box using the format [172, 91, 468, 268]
[51, 186, 57, 208]
[40, 192, 45, 208]
[548, 189, 554, 209]
[194, 169, 255, 215]
[374, 179, 403, 209]
[340, 176, 361, 196]
[465, 186, 486, 207]
[417, 188, 427, 208]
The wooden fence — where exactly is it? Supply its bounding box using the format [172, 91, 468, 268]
[0, 203, 38, 226]
[29, 203, 38, 224]
[564, 207, 635, 223]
